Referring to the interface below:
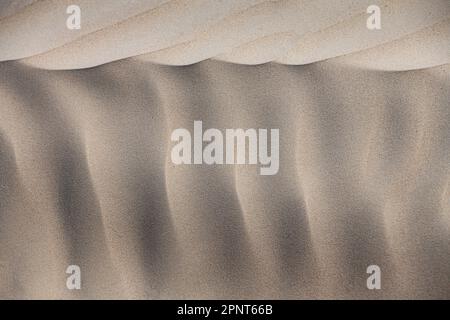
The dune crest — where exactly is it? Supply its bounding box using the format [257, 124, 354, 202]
[0, 0, 448, 70]
[0, 0, 449, 300]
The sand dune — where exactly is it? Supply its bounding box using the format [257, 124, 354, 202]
[0, 0, 449, 299]
[0, 0, 448, 70]
[0, 60, 448, 299]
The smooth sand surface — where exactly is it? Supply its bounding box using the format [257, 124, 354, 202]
[0, 0, 449, 70]
[0, 1, 449, 299]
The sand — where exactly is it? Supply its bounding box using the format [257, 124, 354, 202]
[0, 0, 449, 299]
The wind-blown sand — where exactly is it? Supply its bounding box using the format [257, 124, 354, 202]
[0, 0, 449, 299]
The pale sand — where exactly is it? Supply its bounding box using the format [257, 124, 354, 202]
[0, 60, 448, 299]
[0, 0, 449, 299]
[0, 0, 449, 70]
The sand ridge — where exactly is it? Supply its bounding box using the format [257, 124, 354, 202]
[0, 0, 449, 299]
[0, 0, 448, 70]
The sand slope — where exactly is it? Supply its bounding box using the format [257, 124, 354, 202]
[0, 0, 448, 70]
[0, 60, 449, 299]
[0, 0, 449, 299]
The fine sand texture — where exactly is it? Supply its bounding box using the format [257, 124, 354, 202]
[0, 0, 449, 299]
